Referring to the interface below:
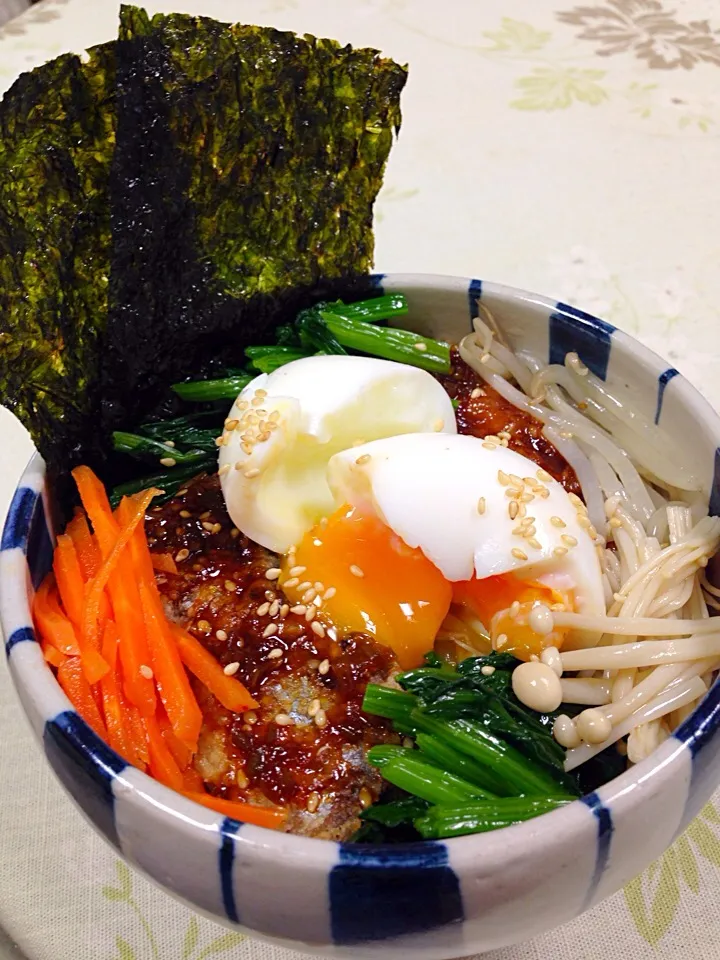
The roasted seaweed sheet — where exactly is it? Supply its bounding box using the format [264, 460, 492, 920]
[0, 44, 116, 474]
[0, 4, 407, 504]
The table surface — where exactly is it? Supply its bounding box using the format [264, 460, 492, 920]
[2, 1, 720, 958]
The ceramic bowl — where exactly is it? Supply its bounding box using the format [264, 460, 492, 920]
[2, 274, 720, 960]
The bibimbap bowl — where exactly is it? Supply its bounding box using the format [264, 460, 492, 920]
[3, 274, 720, 960]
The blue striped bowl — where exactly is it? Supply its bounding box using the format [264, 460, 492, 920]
[3, 274, 720, 959]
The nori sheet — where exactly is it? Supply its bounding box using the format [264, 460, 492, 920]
[0, 44, 116, 477]
[103, 5, 406, 431]
[0, 4, 407, 508]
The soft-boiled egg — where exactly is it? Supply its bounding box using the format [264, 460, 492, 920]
[277, 433, 605, 667]
[218, 355, 456, 554]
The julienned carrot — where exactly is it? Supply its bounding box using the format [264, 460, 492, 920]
[71, 470, 156, 715]
[183, 792, 287, 830]
[117, 494, 203, 748]
[100, 621, 130, 763]
[33, 577, 79, 656]
[58, 657, 108, 740]
[158, 714, 193, 771]
[42, 644, 67, 668]
[144, 714, 185, 792]
[66, 509, 101, 580]
[82, 488, 158, 652]
[123, 701, 149, 768]
[171, 624, 258, 713]
[138, 578, 203, 749]
[151, 553, 178, 575]
[53, 534, 85, 628]
[183, 768, 205, 793]
[71, 466, 118, 558]
[34, 578, 109, 684]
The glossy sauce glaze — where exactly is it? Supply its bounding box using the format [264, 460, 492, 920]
[439, 349, 581, 497]
[145, 476, 398, 839]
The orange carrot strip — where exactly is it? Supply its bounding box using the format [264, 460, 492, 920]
[183, 792, 287, 830]
[53, 534, 85, 628]
[121, 698, 149, 770]
[72, 469, 156, 715]
[158, 714, 193, 771]
[33, 577, 80, 656]
[100, 621, 131, 762]
[72, 466, 117, 558]
[42, 644, 67, 669]
[66, 509, 101, 580]
[183, 769, 205, 792]
[151, 553, 178, 575]
[82, 488, 158, 652]
[171, 624, 258, 713]
[144, 714, 185, 792]
[138, 578, 202, 749]
[57, 657, 108, 739]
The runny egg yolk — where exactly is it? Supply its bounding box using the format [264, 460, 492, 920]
[279, 505, 452, 669]
[452, 575, 573, 661]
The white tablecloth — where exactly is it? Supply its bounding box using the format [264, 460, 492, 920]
[3, 1, 720, 958]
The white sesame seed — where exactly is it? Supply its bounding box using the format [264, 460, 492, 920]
[537, 469, 553, 483]
[498, 432, 511, 441]
[289, 565, 307, 577]
[553, 546, 569, 557]
[311, 621, 326, 638]
[297, 581, 311, 591]
[322, 587, 336, 601]
[267, 648, 283, 659]
[306, 792, 321, 813]
[551, 516, 566, 528]
[175, 548, 189, 562]
[269, 600, 280, 617]
[482, 441, 497, 450]
[266, 568, 281, 580]
[179, 509, 191, 518]
[511, 548, 528, 561]
[355, 454, 371, 465]
[218, 463, 231, 478]
[413, 341, 428, 352]
[290, 604, 307, 615]
[477, 497, 486, 515]
[433, 418, 444, 432]
[255, 388, 267, 398]
[224, 580, 237, 592]
[527, 538, 542, 550]
[202, 521, 214, 532]
[241, 442, 253, 455]
[280, 603, 289, 617]
[282, 577, 299, 589]
[302, 588, 317, 604]
[224, 661, 240, 676]
[235, 767, 249, 789]
[305, 606, 316, 622]
[508, 501, 519, 520]
[496, 633, 508, 648]
[318, 659, 330, 675]
[262, 624, 276, 639]
[244, 468, 260, 479]
[349, 565, 364, 578]
[225, 418, 239, 430]
[509, 601, 520, 619]
[275, 713, 293, 726]
[234, 460, 244, 471]
[470, 387, 483, 399]
[308, 699, 321, 718]
[314, 709, 328, 728]
[159, 457, 176, 467]
[497, 470, 510, 486]
[561, 534, 578, 547]
[216, 629, 228, 641]
[139, 664, 153, 680]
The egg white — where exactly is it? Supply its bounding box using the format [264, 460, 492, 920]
[327, 432, 606, 628]
[219, 355, 456, 553]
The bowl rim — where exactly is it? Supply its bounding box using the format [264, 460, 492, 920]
[3, 271, 720, 865]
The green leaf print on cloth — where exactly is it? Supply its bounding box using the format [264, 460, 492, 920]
[482, 18, 551, 53]
[101, 860, 246, 959]
[511, 67, 608, 110]
[625, 802, 720, 947]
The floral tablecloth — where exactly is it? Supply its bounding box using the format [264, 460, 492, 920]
[2, 1, 720, 958]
